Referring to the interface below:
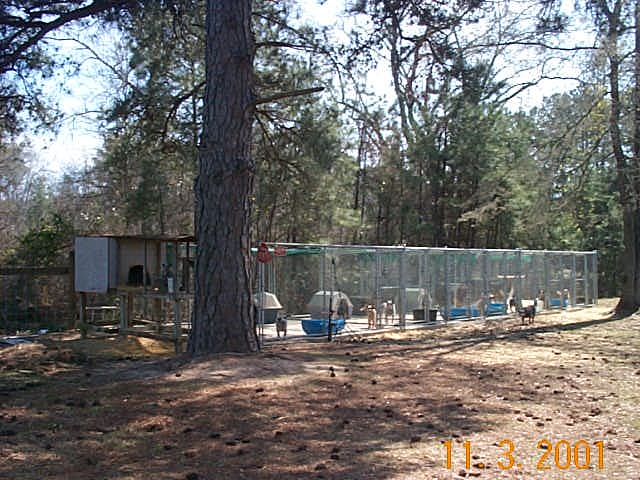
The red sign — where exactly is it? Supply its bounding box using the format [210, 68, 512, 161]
[274, 245, 287, 257]
[257, 242, 272, 263]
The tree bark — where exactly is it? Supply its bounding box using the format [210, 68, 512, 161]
[188, 0, 259, 354]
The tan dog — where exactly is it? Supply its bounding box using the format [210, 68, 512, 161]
[382, 300, 395, 324]
[361, 304, 377, 329]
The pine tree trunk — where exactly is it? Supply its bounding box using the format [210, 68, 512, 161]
[613, 0, 640, 314]
[618, 209, 640, 313]
[617, 0, 640, 313]
[600, 0, 640, 315]
[188, 0, 259, 354]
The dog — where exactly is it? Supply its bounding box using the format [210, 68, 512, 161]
[560, 288, 570, 307]
[537, 290, 545, 310]
[517, 305, 535, 325]
[485, 316, 504, 336]
[336, 297, 350, 319]
[382, 300, 395, 324]
[504, 286, 516, 312]
[361, 304, 377, 329]
[276, 315, 288, 338]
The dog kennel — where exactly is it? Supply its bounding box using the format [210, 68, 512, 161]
[254, 243, 598, 343]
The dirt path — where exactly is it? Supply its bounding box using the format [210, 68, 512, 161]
[1, 299, 638, 479]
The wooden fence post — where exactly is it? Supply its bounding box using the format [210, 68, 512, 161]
[69, 252, 76, 330]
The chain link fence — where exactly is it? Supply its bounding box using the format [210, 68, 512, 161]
[0, 266, 76, 335]
[256, 244, 597, 340]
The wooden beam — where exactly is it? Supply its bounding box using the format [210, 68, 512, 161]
[0, 266, 71, 275]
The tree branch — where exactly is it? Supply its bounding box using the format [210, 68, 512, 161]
[255, 40, 320, 53]
[253, 86, 324, 106]
[0, 0, 136, 74]
[473, 40, 596, 52]
[161, 81, 206, 140]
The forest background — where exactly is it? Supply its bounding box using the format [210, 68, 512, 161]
[0, 0, 634, 299]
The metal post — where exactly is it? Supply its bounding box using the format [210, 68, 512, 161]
[463, 254, 470, 317]
[258, 262, 265, 348]
[544, 252, 550, 309]
[501, 252, 508, 306]
[186, 242, 191, 294]
[443, 248, 449, 323]
[418, 252, 423, 294]
[592, 251, 598, 305]
[360, 260, 367, 298]
[328, 257, 335, 342]
[375, 251, 381, 321]
[69, 251, 76, 331]
[119, 293, 127, 332]
[423, 251, 430, 321]
[1, 278, 6, 334]
[571, 253, 577, 307]
[482, 250, 488, 318]
[399, 247, 406, 330]
[321, 247, 326, 314]
[173, 298, 181, 353]
[141, 240, 148, 320]
[79, 292, 87, 338]
[516, 249, 523, 309]
[583, 253, 589, 305]
[143, 239, 148, 293]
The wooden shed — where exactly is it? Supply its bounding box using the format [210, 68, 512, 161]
[74, 235, 196, 349]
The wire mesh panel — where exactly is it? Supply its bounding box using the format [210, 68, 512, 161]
[441, 250, 477, 320]
[268, 246, 325, 316]
[328, 247, 373, 310]
[325, 247, 376, 329]
[425, 250, 448, 319]
[523, 252, 546, 307]
[0, 266, 75, 335]
[377, 249, 403, 325]
[484, 251, 508, 313]
[466, 251, 485, 318]
[405, 250, 431, 323]
[585, 251, 598, 305]
[545, 253, 571, 308]
[400, 249, 445, 322]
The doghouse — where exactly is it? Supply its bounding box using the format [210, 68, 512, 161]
[253, 291, 282, 324]
[306, 291, 353, 320]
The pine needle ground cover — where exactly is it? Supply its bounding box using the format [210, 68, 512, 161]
[1, 299, 638, 479]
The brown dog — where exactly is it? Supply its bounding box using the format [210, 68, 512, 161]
[517, 305, 535, 325]
[276, 315, 287, 338]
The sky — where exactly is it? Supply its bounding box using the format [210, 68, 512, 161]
[30, 0, 588, 179]
[31, 0, 351, 178]
[28, 23, 118, 177]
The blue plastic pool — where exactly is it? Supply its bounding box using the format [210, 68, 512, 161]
[549, 298, 568, 307]
[447, 306, 481, 319]
[301, 318, 346, 336]
[486, 302, 506, 316]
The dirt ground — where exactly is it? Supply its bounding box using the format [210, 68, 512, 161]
[0, 299, 638, 480]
